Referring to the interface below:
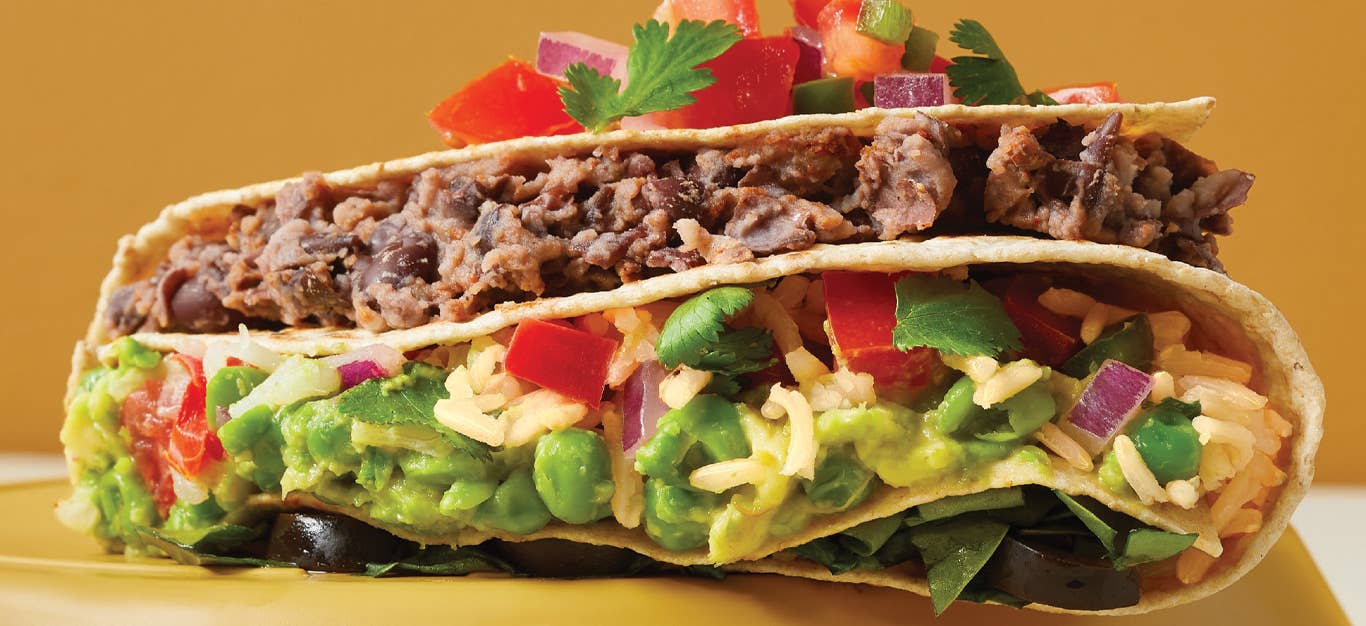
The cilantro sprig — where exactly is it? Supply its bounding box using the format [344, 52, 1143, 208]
[945, 19, 1057, 106]
[656, 287, 775, 376]
[560, 19, 742, 132]
[891, 275, 1021, 357]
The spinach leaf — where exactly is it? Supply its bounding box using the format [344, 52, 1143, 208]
[909, 517, 1010, 615]
[362, 545, 513, 577]
[1052, 490, 1197, 569]
[1112, 529, 1198, 570]
[136, 524, 291, 568]
[917, 488, 1025, 522]
[838, 513, 905, 556]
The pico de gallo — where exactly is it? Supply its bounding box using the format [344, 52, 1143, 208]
[428, 0, 1121, 145]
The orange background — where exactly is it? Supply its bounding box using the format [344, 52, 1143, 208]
[1, 0, 1360, 482]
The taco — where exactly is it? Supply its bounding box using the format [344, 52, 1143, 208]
[56, 102, 1317, 615]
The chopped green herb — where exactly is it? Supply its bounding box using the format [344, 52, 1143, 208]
[945, 19, 1056, 106]
[892, 275, 1021, 357]
[560, 19, 742, 132]
[335, 362, 490, 460]
[656, 287, 775, 375]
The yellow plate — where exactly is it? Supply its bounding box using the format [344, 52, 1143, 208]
[0, 480, 1347, 625]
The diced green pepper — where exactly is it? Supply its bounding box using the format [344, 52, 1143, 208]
[793, 77, 856, 114]
[902, 26, 939, 71]
[1060, 314, 1153, 378]
[855, 0, 915, 45]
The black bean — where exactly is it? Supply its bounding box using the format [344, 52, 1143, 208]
[168, 277, 238, 332]
[358, 233, 439, 291]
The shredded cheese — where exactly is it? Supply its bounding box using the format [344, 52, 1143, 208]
[1149, 371, 1176, 403]
[689, 458, 769, 493]
[1113, 435, 1168, 505]
[1032, 422, 1092, 471]
[600, 403, 643, 528]
[771, 276, 810, 309]
[807, 368, 876, 412]
[433, 398, 505, 447]
[659, 366, 711, 409]
[940, 354, 999, 383]
[1176, 547, 1217, 585]
[1148, 310, 1192, 350]
[751, 292, 803, 354]
[973, 360, 1044, 408]
[1038, 288, 1095, 317]
[603, 307, 660, 387]
[1220, 508, 1263, 537]
[785, 347, 832, 389]
[1156, 345, 1253, 385]
[1165, 477, 1202, 509]
[765, 384, 816, 480]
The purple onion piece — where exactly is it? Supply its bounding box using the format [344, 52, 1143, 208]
[622, 361, 669, 457]
[536, 31, 628, 81]
[338, 360, 389, 391]
[873, 72, 951, 108]
[790, 26, 824, 85]
[1060, 360, 1155, 456]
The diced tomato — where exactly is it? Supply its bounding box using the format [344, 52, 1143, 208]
[821, 270, 941, 392]
[163, 354, 222, 478]
[427, 58, 583, 147]
[929, 55, 951, 74]
[816, 0, 904, 81]
[120, 380, 176, 514]
[626, 37, 798, 130]
[999, 278, 1081, 367]
[789, 0, 830, 27]
[653, 0, 761, 37]
[1045, 81, 1121, 105]
[505, 319, 620, 407]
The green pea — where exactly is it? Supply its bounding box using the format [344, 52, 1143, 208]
[803, 449, 875, 511]
[532, 428, 614, 524]
[635, 395, 750, 483]
[440, 480, 498, 514]
[206, 366, 269, 423]
[931, 376, 982, 436]
[1061, 314, 1154, 378]
[399, 450, 489, 486]
[476, 468, 551, 535]
[642, 479, 714, 551]
[1129, 409, 1202, 483]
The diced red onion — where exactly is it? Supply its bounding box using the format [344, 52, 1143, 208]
[1060, 360, 1155, 456]
[622, 360, 669, 458]
[322, 344, 405, 378]
[536, 31, 628, 81]
[790, 26, 824, 85]
[873, 73, 951, 108]
[337, 360, 389, 390]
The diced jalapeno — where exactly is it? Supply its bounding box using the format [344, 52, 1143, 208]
[902, 26, 939, 71]
[793, 77, 856, 115]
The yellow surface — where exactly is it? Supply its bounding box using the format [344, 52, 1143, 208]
[0, 480, 1348, 625]
[0, 1, 1359, 481]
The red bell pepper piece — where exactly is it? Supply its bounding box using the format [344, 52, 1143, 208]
[789, 0, 831, 28]
[821, 271, 941, 391]
[653, 0, 761, 37]
[505, 319, 620, 407]
[816, 0, 905, 81]
[626, 36, 798, 130]
[428, 58, 583, 147]
[1045, 81, 1121, 105]
[1000, 279, 1082, 367]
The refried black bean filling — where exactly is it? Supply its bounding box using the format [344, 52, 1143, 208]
[105, 112, 1253, 337]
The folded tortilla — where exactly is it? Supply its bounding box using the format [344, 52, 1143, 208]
[59, 101, 1317, 615]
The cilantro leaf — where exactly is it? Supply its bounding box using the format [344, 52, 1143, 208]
[892, 275, 1021, 357]
[945, 19, 1056, 106]
[657, 287, 774, 375]
[693, 327, 776, 375]
[560, 19, 742, 132]
[336, 362, 491, 460]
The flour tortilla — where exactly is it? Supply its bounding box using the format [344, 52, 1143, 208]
[68, 235, 1320, 614]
